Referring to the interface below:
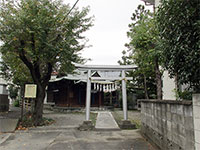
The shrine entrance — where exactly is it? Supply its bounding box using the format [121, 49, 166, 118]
[75, 64, 137, 129]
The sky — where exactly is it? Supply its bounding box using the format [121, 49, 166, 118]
[66, 0, 152, 65]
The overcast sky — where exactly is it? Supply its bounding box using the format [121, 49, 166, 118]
[66, 0, 152, 65]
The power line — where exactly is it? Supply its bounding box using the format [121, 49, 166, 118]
[67, 0, 80, 16]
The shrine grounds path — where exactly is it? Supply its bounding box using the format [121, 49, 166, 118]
[0, 108, 158, 150]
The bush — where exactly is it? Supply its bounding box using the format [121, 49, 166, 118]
[175, 90, 192, 100]
[8, 85, 19, 100]
[13, 99, 20, 107]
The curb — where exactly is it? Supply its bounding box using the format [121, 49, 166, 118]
[0, 133, 12, 145]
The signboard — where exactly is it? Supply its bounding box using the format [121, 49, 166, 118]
[24, 84, 37, 98]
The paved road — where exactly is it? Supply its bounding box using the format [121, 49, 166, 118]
[0, 129, 156, 150]
[0, 110, 158, 150]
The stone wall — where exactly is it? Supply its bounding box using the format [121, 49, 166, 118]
[140, 100, 194, 150]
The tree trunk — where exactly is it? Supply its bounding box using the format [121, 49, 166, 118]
[143, 74, 149, 99]
[33, 84, 46, 126]
[155, 58, 162, 100]
[174, 72, 180, 91]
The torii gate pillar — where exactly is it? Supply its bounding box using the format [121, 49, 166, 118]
[86, 69, 91, 121]
[122, 70, 128, 120]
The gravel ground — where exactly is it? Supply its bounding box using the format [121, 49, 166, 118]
[113, 110, 141, 120]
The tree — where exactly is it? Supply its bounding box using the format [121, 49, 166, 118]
[156, 0, 200, 92]
[121, 5, 162, 99]
[118, 47, 156, 100]
[0, 52, 32, 86]
[0, 0, 93, 125]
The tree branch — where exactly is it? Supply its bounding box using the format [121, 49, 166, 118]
[31, 33, 36, 53]
[19, 40, 33, 70]
[33, 61, 41, 82]
[19, 40, 40, 84]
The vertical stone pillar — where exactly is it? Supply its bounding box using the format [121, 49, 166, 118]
[44, 88, 47, 104]
[86, 70, 91, 121]
[122, 70, 128, 120]
[193, 94, 200, 150]
[78, 69, 94, 131]
[120, 70, 136, 129]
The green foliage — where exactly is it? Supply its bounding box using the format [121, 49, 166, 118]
[174, 89, 192, 101]
[0, 0, 93, 83]
[128, 7, 161, 64]
[118, 50, 133, 65]
[90, 112, 97, 126]
[0, 51, 33, 85]
[127, 5, 163, 76]
[8, 84, 19, 100]
[0, 0, 93, 125]
[127, 69, 157, 99]
[119, 5, 162, 99]
[156, 0, 200, 92]
[13, 99, 20, 107]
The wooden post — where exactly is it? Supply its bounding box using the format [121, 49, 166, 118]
[122, 70, 128, 120]
[98, 92, 101, 107]
[110, 92, 112, 105]
[86, 70, 91, 121]
[21, 97, 24, 120]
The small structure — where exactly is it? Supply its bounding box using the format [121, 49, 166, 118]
[141, 0, 155, 5]
[47, 70, 119, 108]
[0, 78, 8, 112]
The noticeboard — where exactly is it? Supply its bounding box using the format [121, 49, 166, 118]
[24, 84, 37, 98]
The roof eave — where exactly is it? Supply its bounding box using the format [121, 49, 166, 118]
[141, 0, 155, 5]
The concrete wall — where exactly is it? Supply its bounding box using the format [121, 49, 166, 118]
[140, 100, 194, 150]
[193, 94, 200, 149]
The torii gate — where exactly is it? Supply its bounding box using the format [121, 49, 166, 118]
[75, 64, 137, 129]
